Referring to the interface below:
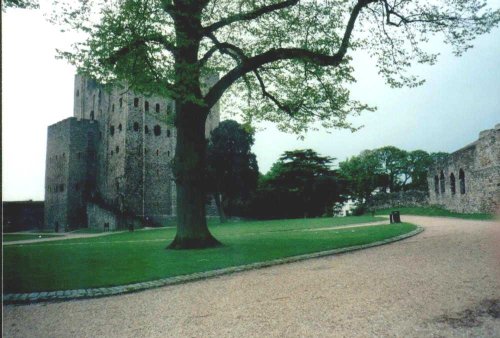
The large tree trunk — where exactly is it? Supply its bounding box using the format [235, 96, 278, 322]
[167, 2, 221, 249]
[168, 107, 221, 249]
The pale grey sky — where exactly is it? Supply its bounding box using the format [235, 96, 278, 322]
[2, 2, 500, 201]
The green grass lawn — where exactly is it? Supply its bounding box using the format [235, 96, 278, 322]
[2, 234, 62, 242]
[374, 206, 494, 220]
[3, 216, 416, 294]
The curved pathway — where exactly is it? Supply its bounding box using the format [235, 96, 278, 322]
[4, 216, 500, 337]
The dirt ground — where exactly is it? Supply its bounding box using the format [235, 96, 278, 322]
[3, 216, 500, 337]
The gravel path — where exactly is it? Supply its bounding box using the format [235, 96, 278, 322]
[3, 216, 499, 337]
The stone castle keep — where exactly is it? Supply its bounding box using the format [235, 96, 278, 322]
[44, 75, 220, 231]
[427, 124, 499, 214]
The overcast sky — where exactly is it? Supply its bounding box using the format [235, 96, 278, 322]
[2, 2, 500, 201]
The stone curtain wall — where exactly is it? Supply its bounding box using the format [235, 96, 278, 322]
[367, 190, 429, 210]
[427, 124, 499, 214]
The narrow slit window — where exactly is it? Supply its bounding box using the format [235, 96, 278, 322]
[439, 171, 445, 194]
[459, 169, 465, 194]
[134, 98, 139, 107]
[155, 103, 160, 113]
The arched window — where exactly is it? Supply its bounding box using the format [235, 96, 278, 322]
[110, 125, 115, 136]
[90, 110, 95, 121]
[134, 98, 139, 107]
[167, 129, 171, 137]
[155, 103, 160, 113]
[118, 124, 122, 132]
[119, 98, 123, 108]
[440, 170, 445, 194]
[145, 101, 149, 112]
[134, 122, 139, 131]
[154, 125, 161, 136]
[145, 125, 149, 134]
[459, 169, 465, 194]
[112, 104, 115, 112]
[450, 173, 456, 195]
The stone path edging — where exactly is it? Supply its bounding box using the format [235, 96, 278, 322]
[3, 226, 424, 305]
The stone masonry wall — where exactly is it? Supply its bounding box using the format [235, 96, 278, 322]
[87, 203, 118, 231]
[427, 124, 500, 213]
[367, 190, 429, 210]
[45, 118, 98, 231]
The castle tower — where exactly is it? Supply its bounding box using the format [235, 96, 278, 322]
[44, 74, 220, 231]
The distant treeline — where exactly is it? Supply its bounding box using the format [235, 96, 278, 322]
[208, 120, 448, 221]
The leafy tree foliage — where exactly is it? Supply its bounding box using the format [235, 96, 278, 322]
[49, 0, 499, 248]
[339, 150, 386, 201]
[2, 0, 38, 10]
[253, 149, 345, 219]
[339, 146, 449, 201]
[207, 120, 259, 223]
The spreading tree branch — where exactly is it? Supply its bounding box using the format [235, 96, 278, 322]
[204, 0, 376, 109]
[203, 0, 299, 35]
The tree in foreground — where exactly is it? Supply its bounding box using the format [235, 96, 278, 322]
[51, 0, 499, 248]
[207, 120, 259, 223]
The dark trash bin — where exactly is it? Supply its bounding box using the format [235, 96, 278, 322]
[390, 211, 401, 224]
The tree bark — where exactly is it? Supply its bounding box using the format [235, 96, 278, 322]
[168, 107, 221, 249]
[167, 3, 221, 249]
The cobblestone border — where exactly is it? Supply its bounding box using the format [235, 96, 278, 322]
[3, 226, 424, 305]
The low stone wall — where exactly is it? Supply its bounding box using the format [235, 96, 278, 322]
[367, 190, 429, 210]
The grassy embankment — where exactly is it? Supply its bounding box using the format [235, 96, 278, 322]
[4, 215, 417, 293]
